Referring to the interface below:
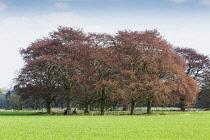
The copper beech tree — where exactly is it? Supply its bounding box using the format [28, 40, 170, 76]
[17, 38, 65, 114]
[113, 30, 199, 114]
[174, 47, 210, 85]
[174, 47, 209, 110]
[74, 46, 114, 114]
[86, 33, 121, 115]
[17, 27, 86, 114]
[50, 27, 89, 115]
[16, 27, 199, 115]
[16, 56, 60, 114]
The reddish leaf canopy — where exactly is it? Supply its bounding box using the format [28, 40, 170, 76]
[15, 27, 200, 111]
[174, 47, 210, 84]
[113, 29, 198, 105]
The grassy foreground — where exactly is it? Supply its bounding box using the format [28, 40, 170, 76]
[0, 111, 210, 140]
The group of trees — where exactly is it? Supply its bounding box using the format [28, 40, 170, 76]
[0, 89, 24, 110]
[15, 27, 202, 115]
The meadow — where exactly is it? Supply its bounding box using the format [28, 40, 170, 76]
[0, 111, 210, 140]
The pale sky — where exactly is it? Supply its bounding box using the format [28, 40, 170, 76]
[0, 0, 210, 88]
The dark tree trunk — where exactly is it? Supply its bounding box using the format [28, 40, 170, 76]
[66, 97, 72, 115]
[84, 102, 90, 114]
[100, 89, 106, 115]
[20, 105, 24, 110]
[38, 100, 43, 110]
[180, 98, 186, 111]
[122, 104, 128, 111]
[100, 99, 106, 115]
[33, 99, 38, 110]
[46, 101, 52, 114]
[147, 100, 152, 114]
[100, 100, 106, 115]
[130, 99, 136, 115]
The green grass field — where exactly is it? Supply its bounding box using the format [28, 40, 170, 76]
[0, 111, 210, 140]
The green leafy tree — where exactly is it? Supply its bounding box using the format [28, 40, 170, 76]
[0, 92, 6, 108]
[8, 93, 24, 110]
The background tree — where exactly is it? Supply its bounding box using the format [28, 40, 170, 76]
[174, 47, 209, 110]
[0, 91, 6, 108]
[197, 72, 210, 108]
[0, 88, 8, 109]
[174, 47, 210, 85]
[8, 93, 24, 110]
[5, 90, 12, 109]
[0, 88, 8, 95]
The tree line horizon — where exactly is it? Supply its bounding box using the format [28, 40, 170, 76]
[13, 26, 210, 115]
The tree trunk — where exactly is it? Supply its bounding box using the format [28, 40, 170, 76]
[180, 98, 186, 111]
[20, 105, 24, 110]
[112, 101, 117, 111]
[84, 102, 90, 114]
[100, 99, 106, 115]
[33, 99, 38, 110]
[100, 89, 106, 115]
[122, 104, 128, 111]
[147, 100, 152, 114]
[38, 100, 42, 110]
[46, 101, 52, 114]
[130, 99, 136, 115]
[66, 98, 72, 115]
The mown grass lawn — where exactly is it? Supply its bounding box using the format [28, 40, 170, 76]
[0, 111, 210, 140]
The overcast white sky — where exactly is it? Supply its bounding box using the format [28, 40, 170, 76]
[0, 0, 210, 88]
